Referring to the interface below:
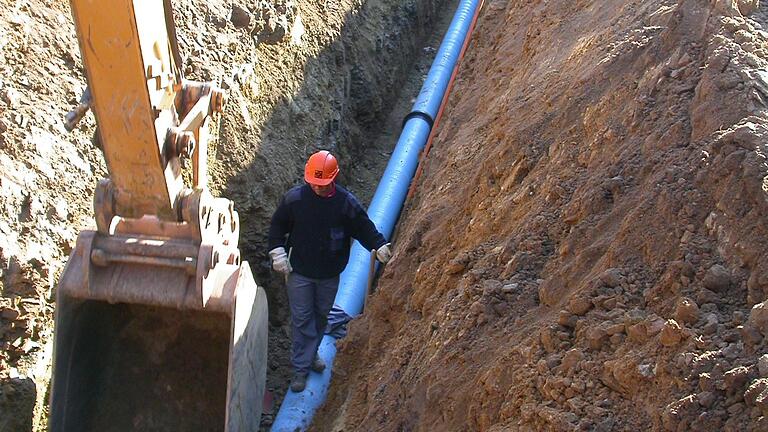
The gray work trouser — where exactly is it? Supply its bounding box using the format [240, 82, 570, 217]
[286, 272, 339, 375]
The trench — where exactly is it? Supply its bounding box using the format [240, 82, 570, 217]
[5, 0, 768, 430]
[222, 0, 462, 428]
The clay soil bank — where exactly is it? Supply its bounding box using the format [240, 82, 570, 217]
[313, 0, 768, 431]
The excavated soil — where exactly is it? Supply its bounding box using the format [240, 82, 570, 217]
[313, 0, 768, 431]
[4, 0, 768, 431]
[0, 0, 447, 430]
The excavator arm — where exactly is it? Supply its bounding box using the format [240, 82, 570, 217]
[68, 0, 220, 218]
[50, 1, 267, 430]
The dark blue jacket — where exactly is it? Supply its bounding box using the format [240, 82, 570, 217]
[268, 184, 387, 279]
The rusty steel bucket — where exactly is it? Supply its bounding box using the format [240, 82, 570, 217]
[49, 218, 267, 431]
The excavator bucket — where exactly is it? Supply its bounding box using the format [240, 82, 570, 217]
[51, 1, 269, 429]
[50, 230, 267, 431]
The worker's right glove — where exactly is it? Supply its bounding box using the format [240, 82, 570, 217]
[269, 247, 292, 275]
[376, 243, 392, 263]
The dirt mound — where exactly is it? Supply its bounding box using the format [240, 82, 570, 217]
[313, 0, 768, 430]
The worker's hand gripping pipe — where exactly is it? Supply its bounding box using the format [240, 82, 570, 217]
[270, 0, 483, 430]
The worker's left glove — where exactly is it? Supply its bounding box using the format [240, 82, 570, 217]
[376, 243, 392, 263]
[269, 247, 292, 275]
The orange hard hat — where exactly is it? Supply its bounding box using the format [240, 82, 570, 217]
[304, 150, 339, 186]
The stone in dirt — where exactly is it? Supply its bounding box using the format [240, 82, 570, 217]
[746, 300, 768, 337]
[585, 326, 608, 350]
[660, 319, 685, 347]
[567, 296, 592, 316]
[674, 297, 700, 324]
[558, 310, 577, 328]
[703, 264, 732, 293]
[560, 348, 583, 372]
[230, 5, 252, 29]
[758, 354, 768, 378]
[2, 88, 21, 108]
[744, 379, 768, 415]
[724, 366, 753, 395]
[446, 252, 470, 274]
[627, 321, 649, 343]
[599, 268, 624, 288]
[738, 0, 760, 15]
[1, 307, 20, 321]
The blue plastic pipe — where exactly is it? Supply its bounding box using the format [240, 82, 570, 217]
[271, 0, 481, 430]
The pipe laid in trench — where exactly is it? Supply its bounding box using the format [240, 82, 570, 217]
[271, 0, 482, 429]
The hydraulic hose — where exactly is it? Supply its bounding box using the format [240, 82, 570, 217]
[271, 0, 482, 430]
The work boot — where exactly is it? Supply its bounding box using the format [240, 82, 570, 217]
[290, 372, 308, 393]
[310, 354, 326, 373]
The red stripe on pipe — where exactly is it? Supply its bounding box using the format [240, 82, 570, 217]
[407, 0, 485, 200]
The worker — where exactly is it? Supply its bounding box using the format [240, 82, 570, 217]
[268, 150, 392, 392]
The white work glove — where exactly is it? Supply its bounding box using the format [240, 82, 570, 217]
[269, 247, 292, 274]
[376, 243, 392, 263]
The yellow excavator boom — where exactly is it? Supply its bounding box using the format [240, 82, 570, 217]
[50, 1, 267, 430]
